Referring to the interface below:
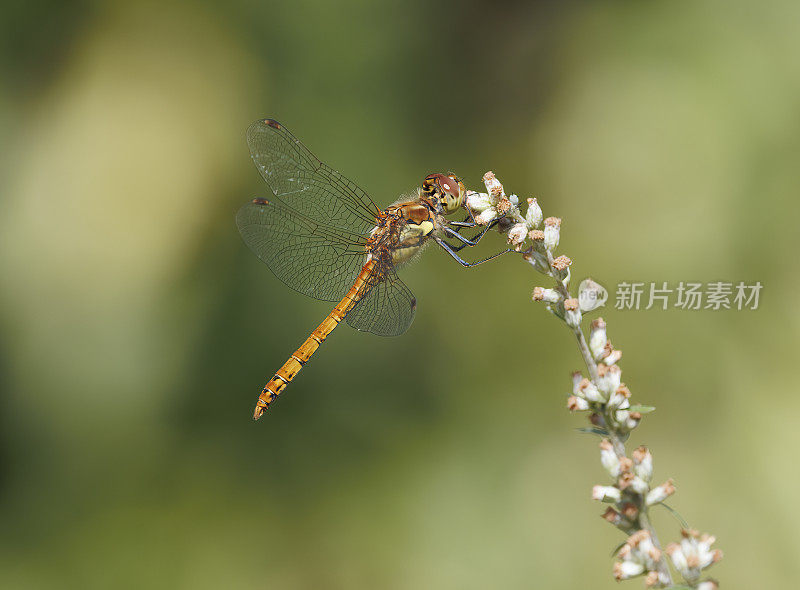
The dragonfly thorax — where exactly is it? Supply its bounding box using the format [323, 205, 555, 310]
[368, 200, 438, 266]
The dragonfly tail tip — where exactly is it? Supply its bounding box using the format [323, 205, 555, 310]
[253, 406, 266, 421]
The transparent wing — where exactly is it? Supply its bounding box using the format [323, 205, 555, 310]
[346, 265, 417, 337]
[237, 198, 368, 302]
[247, 119, 381, 235]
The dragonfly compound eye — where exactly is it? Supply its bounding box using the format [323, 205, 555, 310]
[422, 173, 465, 214]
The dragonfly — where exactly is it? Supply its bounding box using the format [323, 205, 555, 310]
[237, 119, 508, 420]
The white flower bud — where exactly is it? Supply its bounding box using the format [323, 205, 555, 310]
[596, 364, 622, 397]
[475, 208, 497, 225]
[697, 543, 722, 570]
[525, 197, 543, 228]
[564, 298, 582, 328]
[646, 479, 675, 506]
[482, 170, 504, 200]
[613, 530, 668, 584]
[532, 287, 561, 303]
[666, 543, 688, 573]
[588, 318, 607, 361]
[637, 534, 662, 564]
[578, 278, 608, 312]
[592, 485, 621, 503]
[600, 439, 621, 478]
[508, 193, 519, 207]
[507, 222, 527, 247]
[666, 529, 722, 582]
[607, 385, 630, 411]
[466, 190, 493, 213]
[576, 378, 604, 403]
[629, 476, 650, 495]
[567, 395, 589, 411]
[571, 371, 583, 392]
[644, 571, 664, 587]
[543, 217, 561, 251]
[632, 446, 653, 483]
[603, 349, 622, 365]
[697, 581, 719, 590]
[614, 409, 641, 432]
[613, 560, 645, 581]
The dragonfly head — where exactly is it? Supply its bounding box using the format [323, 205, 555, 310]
[422, 173, 465, 215]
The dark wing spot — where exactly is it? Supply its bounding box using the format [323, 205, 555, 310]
[410, 297, 417, 311]
[252, 198, 270, 205]
[265, 119, 282, 129]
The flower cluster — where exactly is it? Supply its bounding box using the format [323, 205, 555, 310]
[465, 171, 723, 588]
[613, 530, 670, 587]
[666, 529, 723, 585]
[465, 171, 541, 251]
[613, 529, 720, 590]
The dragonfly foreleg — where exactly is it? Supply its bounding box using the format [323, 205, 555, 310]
[434, 236, 511, 267]
[449, 210, 477, 234]
[441, 218, 500, 250]
[438, 239, 471, 252]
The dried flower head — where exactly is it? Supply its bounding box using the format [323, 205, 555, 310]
[551, 255, 572, 271]
[528, 229, 545, 242]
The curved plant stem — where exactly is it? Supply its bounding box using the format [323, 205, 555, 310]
[543, 250, 674, 586]
[465, 171, 721, 587]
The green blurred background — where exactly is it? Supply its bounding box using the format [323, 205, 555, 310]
[1, 1, 797, 588]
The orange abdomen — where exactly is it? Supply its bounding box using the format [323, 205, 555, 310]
[253, 259, 376, 420]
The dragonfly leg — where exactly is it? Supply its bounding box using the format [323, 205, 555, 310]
[443, 221, 497, 246]
[465, 205, 478, 226]
[449, 210, 477, 234]
[441, 218, 501, 251]
[439, 230, 475, 252]
[434, 236, 511, 267]
[450, 217, 501, 230]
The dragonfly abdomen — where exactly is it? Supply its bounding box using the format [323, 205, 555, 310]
[253, 258, 377, 420]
